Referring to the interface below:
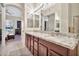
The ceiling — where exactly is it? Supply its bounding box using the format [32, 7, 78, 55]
[6, 5, 22, 17]
[0, 3, 56, 17]
[6, 4, 23, 17]
[0, 3, 23, 17]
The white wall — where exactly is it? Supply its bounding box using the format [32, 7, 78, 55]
[57, 3, 79, 34]
[21, 4, 26, 47]
[60, 4, 69, 33]
[69, 4, 79, 27]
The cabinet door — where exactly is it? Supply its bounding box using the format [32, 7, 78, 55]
[25, 35, 28, 47]
[30, 36, 34, 47]
[26, 35, 29, 47]
[34, 40, 38, 56]
[30, 37, 34, 54]
[39, 43, 48, 56]
[48, 50, 60, 56]
[27, 35, 31, 50]
[34, 49, 38, 56]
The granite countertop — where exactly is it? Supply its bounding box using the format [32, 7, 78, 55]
[26, 31, 79, 50]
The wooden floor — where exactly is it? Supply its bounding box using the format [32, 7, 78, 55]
[0, 35, 33, 56]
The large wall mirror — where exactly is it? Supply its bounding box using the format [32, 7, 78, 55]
[27, 14, 40, 31]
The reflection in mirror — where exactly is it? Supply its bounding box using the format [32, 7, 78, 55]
[27, 15, 33, 28]
[34, 15, 39, 28]
[35, 20, 39, 27]
[43, 14, 55, 31]
[55, 20, 60, 32]
[27, 18, 33, 28]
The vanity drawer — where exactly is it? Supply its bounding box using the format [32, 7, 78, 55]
[48, 42, 68, 56]
[39, 38, 68, 56]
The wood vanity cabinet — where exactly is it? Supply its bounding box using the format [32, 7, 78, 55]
[25, 34, 77, 56]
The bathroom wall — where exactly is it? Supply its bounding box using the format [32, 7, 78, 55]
[60, 4, 69, 33]
[68, 4, 79, 33]
[56, 3, 79, 33]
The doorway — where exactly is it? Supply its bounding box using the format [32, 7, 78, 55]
[4, 20, 22, 43]
[15, 21, 21, 35]
[14, 21, 21, 41]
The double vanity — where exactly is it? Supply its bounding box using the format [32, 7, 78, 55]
[25, 31, 79, 56]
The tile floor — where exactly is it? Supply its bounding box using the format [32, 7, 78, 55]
[0, 35, 33, 56]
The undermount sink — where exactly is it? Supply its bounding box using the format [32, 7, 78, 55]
[43, 34, 51, 37]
